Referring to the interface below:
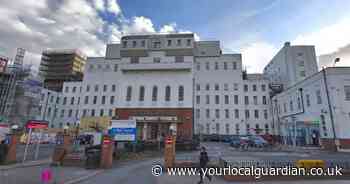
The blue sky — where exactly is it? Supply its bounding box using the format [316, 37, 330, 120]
[0, 0, 349, 72]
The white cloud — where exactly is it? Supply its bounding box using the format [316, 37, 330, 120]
[240, 42, 278, 73]
[293, 18, 350, 68]
[160, 23, 177, 33]
[0, 0, 199, 73]
[93, 0, 105, 11]
[107, 0, 121, 15]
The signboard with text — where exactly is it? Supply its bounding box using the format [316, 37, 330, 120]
[26, 120, 49, 129]
[108, 120, 136, 141]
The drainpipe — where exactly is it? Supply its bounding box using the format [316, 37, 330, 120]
[322, 67, 337, 151]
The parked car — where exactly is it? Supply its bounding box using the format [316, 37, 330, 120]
[239, 136, 251, 149]
[229, 136, 241, 148]
[249, 136, 269, 148]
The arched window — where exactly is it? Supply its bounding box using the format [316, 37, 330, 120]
[178, 85, 184, 101]
[165, 86, 171, 101]
[126, 86, 132, 101]
[139, 86, 145, 101]
[152, 86, 158, 101]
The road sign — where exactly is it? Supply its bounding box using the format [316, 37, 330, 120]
[108, 120, 136, 141]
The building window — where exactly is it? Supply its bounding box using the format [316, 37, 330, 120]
[47, 107, 51, 117]
[204, 109, 209, 119]
[215, 84, 219, 91]
[206, 123, 210, 134]
[224, 95, 229, 104]
[254, 110, 259, 119]
[196, 84, 200, 91]
[70, 97, 74, 105]
[253, 96, 258, 105]
[86, 85, 90, 92]
[153, 57, 160, 63]
[196, 95, 200, 104]
[93, 96, 97, 104]
[283, 103, 287, 113]
[152, 86, 158, 101]
[102, 96, 106, 104]
[60, 110, 65, 118]
[223, 62, 227, 70]
[299, 60, 305, 66]
[226, 124, 230, 134]
[290, 100, 294, 111]
[68, 109, 72, 117]
[94, 85, 99, 92]
[244, 85, 248, 92]
[126, 86, 132, 101]
[132, 40, 137, 48]
[56, 97, 60, 104]
[122, 41, 127, 48]
[186, 39, 191, 46]
[177, 39, 181, 46]
[316, 90, 322, 104]
[141, 40, 146, 47]
[262, 84, 266, 92]
[153, 41, 161, 48]
[224, 83, 228, 91]
[345, 86, 350, 101]
[112, 84, 116, 92]
[306, 94, 311, 107]
[63, 97, 67, 105]
[65, 87, 69, 93]
[196, 109, 200, 119]
[236, 124, 240, 135]
[244, 96, 249, 105]
[114, 64, 118, 71]
[234, 95, 238, 105]
[205, 62, 210, 70]
[91, 109, 95, 117]
[178, 86, 184, 101]
[264, 110, 268, 119]
[100, 109, 104, 116]
[215, 95, 219, 104]
[109, 109, 113, 117]
[103, 85, 107, 92]
[167, 40, 172, 46]
[216, 123, 220, 134]
[225, 109, 229, 119]
[206, 95, 210, 104]
[84, 96, 89, 104]
[300, 71, 306, 77]
[131, 57, 139, 64]
[196, 63, 200, 71]
[245, 110, 250, 119]
[139, 86, 145, 102]
[215, 62, 219, 70]
[262, 96, 267, 105]
[253, 85, 257, 91]
[206, 84, 210, 91]
[72, 87, 76, 93]
[234, 83, 239, 91]
[82, 109, 87, 117]
[297, 52, 303, 56]
[235, 109, 239, 119]
[233, 62, 237, 70]
[165, 86, 171, 101]
[175, 56, 184, 63]
[110, 96, 115, 104]
[215, 109, 220, 118]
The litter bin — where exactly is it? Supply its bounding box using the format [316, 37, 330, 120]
[0, 144, 8, 164]
[85, 149, 101, 169]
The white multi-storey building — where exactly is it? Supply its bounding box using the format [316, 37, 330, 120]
[264, 42, 318, 89]
[271, 67, 350, 150]
[193, 41, 271, 137]
[36, 34, 350, 151]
